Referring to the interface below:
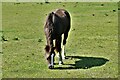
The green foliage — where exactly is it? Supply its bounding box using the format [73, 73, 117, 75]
[2, 2, 118, 78]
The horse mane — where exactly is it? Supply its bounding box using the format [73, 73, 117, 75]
[44, 12, 54, 50]
[44, 12, 54, 34]
[45, 12, 54, 26]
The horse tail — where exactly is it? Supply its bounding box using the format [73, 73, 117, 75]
[65, 11, 71, 32]
[65, 11, 70, 22]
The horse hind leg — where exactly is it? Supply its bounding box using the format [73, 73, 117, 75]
[55, 37, 63, 65]
[62, 19, 70, 59]
[62, 32, 69, 59]
[62, 45, 65, 59]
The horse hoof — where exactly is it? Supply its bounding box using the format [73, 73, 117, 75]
[59, 61, 63, 65]
[49, 65, 54, 69]
[62, 57, 66, 60]
[59, 63, 62, 65]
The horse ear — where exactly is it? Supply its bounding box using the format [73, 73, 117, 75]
[45, 45, 50, 52]
[51, 12, 54, 14]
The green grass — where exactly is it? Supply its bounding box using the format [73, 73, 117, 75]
[2, 2, 118, 78]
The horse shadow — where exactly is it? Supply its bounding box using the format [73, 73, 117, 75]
[53, 56, 109, 70]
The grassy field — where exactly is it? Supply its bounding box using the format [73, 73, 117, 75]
[2, 2, 118, 78]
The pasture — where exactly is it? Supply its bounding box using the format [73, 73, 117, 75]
[2, 2, 118, 78]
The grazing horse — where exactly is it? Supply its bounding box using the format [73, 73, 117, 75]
[44, 9, 71, 69]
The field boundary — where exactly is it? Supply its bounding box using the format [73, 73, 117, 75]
[1, 0, 120, 2]
[1, 78, 119, 80]
[0, 1, 2, 80]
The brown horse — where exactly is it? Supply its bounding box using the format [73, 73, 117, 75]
[44, 9, 71, 69]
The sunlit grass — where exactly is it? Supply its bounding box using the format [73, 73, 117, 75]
[2, 2, 118, 78]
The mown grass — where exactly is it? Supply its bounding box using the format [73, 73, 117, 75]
[2, 2, 118, 78]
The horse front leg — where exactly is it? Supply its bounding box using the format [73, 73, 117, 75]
[47, 39, 55, 69]
[58, 51, 63, 65]
[49, 52, 55, 69]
